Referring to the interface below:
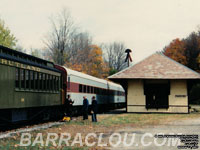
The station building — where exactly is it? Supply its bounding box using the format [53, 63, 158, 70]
[108, 53, 200, 113]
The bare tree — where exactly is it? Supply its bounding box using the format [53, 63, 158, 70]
[102, 41, 127, 72]
[68, 31, 93, 65]
[44, 8, 75, 65]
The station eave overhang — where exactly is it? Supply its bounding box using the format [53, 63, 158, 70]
[109, 77, 200, 81]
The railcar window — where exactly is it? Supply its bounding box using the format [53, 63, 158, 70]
[87, 86, 90, 93]
[89, 86, 92, 93]
[39, 73, 42, 91]
[20, 69, 25, 89]
[49, 75, 53, 91]
[54, 76, 57, 91]
[110, 90, 113, 95]
[53, 76, 56, 92]
[79, 84, 82, 92]
[99, 88, 101, 94]
[43, 74, 46, 91]
[83, 85, 86, 93]
[25, 70, 30, 89]
[47, 74, 49, 91]
[35, 72, 38, 90]
[15, 68, 20, 88]
[67, 77, 70, 90]
[55, 77, 58, 91]
[50, 75, 52, 91]
[103, 89, 106, 95]
[57, 77, 61, 91]
[30, 71, 34, 89]
[91, 87, 94, 93]
[97, 88, 100, 94]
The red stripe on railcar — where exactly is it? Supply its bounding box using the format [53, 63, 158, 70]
[67, 82, 125, 96]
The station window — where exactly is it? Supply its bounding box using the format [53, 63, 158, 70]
[20, 69, 25, 89]
[15, 68, 20, 88]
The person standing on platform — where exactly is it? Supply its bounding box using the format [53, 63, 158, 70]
[91, 96, 98, 122]
[82, 96, 89, 120]
[65, 95, 74, 119]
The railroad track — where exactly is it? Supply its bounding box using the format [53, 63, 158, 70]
[0, 121, 65, 139]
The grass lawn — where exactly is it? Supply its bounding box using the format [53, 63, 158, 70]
[0, 113, 199, 150]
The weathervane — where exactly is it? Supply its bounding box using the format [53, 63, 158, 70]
[125, 49, 132, 67]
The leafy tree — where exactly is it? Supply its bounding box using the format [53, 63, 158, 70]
[163, 32, 200, 72]
[163, 38, 187, 65]
[0, 18, 17, 48]
[109, 68, 118, 76]
[67, 45, 109, 78]
[86, 45, 109, 78]
[184, 32, 200, 71]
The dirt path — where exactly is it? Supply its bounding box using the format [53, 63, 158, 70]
[106, 117, 200, 150]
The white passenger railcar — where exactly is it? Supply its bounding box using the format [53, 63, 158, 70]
[63, 67, 125, 111]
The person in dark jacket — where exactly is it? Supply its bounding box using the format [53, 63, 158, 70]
[82, 96, 89, 120]
[65, 95, 74, 119]
[91, 96, 98, 122]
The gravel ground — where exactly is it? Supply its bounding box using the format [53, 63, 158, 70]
[107, 117, 200, 150]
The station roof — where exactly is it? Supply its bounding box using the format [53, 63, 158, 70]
[108, 53, 200, 80]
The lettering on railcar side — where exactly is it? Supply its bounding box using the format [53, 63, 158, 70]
[1, 58, 7, 64]
[0, 58, 56, 75]
[0, 58, 41, 72]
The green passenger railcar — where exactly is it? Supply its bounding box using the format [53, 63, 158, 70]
[0, 46, 63, 123]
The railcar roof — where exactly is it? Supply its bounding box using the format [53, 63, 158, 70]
[0, 45, 53, 64]
[0, 45, 60, 72]
[63, 66, 122, 88]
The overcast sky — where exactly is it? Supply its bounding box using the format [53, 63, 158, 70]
[1, 0, 200, 62]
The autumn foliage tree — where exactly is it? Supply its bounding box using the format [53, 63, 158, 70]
[163, 38, 187, 65]
[86, 45, 109, 78]
[163, 32, 200, 72]
[66, 45, 109, 78]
